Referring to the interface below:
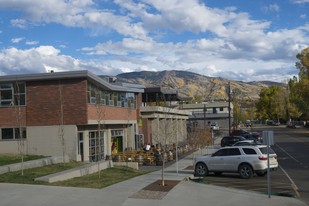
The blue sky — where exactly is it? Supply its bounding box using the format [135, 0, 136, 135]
[0, 0, 308, 82]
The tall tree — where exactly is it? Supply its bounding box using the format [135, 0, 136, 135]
[58, 80, 66, 166]
[14, 81, 26, 176]
[256, 86, 281, 120]
[289, 47, 309, 115]
[256, 85, 299, 121]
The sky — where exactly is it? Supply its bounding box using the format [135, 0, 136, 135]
[0, 0, 308, 82]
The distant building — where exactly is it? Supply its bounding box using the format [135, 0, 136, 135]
[140, 106, 191, 146]
[181, 102, 233, 131]
[0, 70, 144, 162]
[140, 87, 191, 147]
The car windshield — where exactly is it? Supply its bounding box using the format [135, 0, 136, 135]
[259, 147, 276, 154]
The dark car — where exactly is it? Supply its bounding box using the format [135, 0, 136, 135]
[221, 136, 246, 147]
[230, 129, 250, 136]
[241, 132, 263, 143]
[267, 120, 280, 126]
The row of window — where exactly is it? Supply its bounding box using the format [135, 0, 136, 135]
[0, 128, 27, 140]
[0, 83, 26, 107]
[88, 83, 136, 108]
[191, 108, 225, 116]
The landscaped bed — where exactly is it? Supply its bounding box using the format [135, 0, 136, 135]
[0, 164, 148, 189]
[0, 154, 46, 166]
[50, 166, 149, 188]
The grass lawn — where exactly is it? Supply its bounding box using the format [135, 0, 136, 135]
[0, 161, 85, 184]
[51, 166, 149, 188]
[0, 164, 148, 189]
[0, 155, 46, 166]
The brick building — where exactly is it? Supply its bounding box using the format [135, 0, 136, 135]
[0, 70, 144, 162]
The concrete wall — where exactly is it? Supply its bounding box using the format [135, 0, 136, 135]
[0, 140, 27, 154]
[27, 125, 78, 161]
[35, 160, 113, 183]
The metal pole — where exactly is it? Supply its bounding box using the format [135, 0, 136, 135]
[263, 131, 272, 198]
[176, 119, 179, 174]
[228, 82, 231, 135]
[204, 104, 206, 129]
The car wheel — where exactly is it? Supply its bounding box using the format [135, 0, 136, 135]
[239, 164, 253, 179]
[195, 162, 209, 177]
[256, 171, 267, 177]
[214, 172, 222, 176]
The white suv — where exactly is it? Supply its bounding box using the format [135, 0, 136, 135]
[194, 145, 278, 179]
[210, 122, 219, 130]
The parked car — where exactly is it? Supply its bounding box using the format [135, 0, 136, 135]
[267, 120, 280, 126]
[194, 145, 278, 179]
[221, 136, 246, 147]
[241, 132, 263, 143]
[232, 140, 261, 146]
[230, 129, 250, 136]
[286, 121, 296, 128]
[210, 122, 219, 131]
[245, 120, 252, 127]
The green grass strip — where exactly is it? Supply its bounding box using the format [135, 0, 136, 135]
[0, 164, 148, 189]
[0, 155, 46, 166]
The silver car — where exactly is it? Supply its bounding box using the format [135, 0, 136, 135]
[194, 145, 278, 179]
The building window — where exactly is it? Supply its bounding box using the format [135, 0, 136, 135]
[1, 128, 26, 140]
[220, 107, 224, 111]
[89, 131, 105, 162]
[0, 83, 26, 107]
[87, 82, 136, 108]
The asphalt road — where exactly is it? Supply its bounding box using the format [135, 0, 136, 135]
[187, 125, 309, 205]
[252, 125, 309, 205]
[145, 125, 309, 204]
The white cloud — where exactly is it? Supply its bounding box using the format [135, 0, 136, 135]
[10, 19, 27, 28]
[300, 14, 307, 19]
[25, 41, 39, 45]
[291, 0, 309, 4]
[0, 46, 123, 75]
[11, 37, 24, 43]
[262, 4, 280, 13]
[0, 0, 148, 40]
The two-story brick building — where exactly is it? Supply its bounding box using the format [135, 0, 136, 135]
[0, 70, 144, 162]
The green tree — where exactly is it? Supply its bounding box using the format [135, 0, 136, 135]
[256, 86, 281, 120]
[289, 47, 309, 115]
[232, 102, 243, 129]
[256, 85, 300, 122]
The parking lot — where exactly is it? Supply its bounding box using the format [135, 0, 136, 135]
[189, 166, 297, 197]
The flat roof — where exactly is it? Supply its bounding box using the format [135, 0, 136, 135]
[182, 102, 230, 109]
[0, 70, 144, 93]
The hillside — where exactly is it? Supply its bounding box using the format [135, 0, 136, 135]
[116, 70, 284, 101]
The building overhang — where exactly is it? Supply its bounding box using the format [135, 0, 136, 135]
[140, 106, 191, 120]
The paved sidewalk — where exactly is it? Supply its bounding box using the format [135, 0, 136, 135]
[0, 147, 307, 206]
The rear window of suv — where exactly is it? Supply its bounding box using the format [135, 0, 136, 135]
[242, 148, 257, 155]
[259, 147, 275, 154]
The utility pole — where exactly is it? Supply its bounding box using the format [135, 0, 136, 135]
[203, 103, 206, 129]
[228, 82, 231, 135]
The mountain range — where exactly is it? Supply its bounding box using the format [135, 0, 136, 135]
[116, 70, 284, 101]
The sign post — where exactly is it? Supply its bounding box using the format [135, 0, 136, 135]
[262, 131, 274, 198]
